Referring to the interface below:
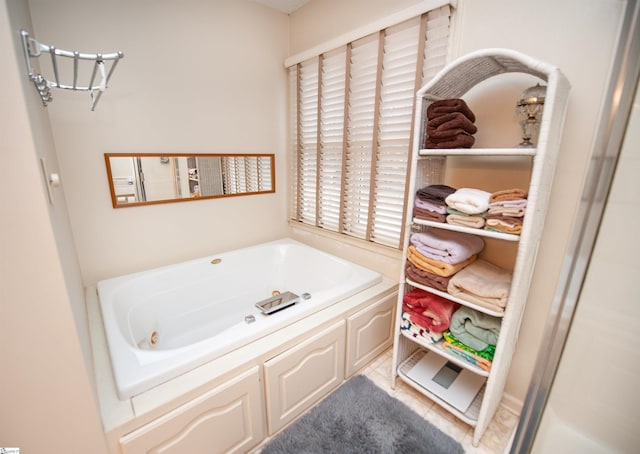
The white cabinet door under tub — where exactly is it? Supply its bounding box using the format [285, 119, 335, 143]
[119, 366, 265, 454]
[345, 293, 396, 377]
[264, 320, 346, 435]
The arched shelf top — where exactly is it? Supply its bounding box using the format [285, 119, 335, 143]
[417, 48, 569, 100]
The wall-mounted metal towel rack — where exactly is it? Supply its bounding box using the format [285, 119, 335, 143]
[20, 29, 124, 111]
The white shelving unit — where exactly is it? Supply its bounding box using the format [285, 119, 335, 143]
[391, 49, 570, 446]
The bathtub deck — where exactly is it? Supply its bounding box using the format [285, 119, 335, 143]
[87, 277, 398, 452]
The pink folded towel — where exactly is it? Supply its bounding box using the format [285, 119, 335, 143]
[415, 198, 449, 214]
[402, 288, 459, 333]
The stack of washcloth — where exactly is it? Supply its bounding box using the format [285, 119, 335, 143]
[400, 311, 443, 343]
[402, 288, 459, 334]
[484, 188, 528, 234]
[445, 187, 492, 228]
[443, 306, 501, 371]
[414, 184, 457, 223]
[447, 259, 512, 313]
[406, 229, 484, 291]
[423, 98, 477, 149]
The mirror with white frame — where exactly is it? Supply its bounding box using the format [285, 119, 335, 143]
[105, 153, 275, 208]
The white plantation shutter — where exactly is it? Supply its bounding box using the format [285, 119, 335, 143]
[318, 48, 347, 231]
[344, 34, 379, 240]
[297, 58, 319, 224]
[371, 18, 422, 247]
[289, 5, 451, 249]
[423, 6, 451, 81]
[288, 66, 299, 217]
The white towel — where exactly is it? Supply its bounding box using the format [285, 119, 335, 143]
[445, 188, 492, 215]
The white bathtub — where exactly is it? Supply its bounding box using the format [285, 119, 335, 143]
[97, 238, 382, 399]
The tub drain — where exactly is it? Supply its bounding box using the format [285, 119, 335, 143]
[149, 330, 159, 347]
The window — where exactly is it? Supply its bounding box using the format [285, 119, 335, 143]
[288, 5, 452, 248]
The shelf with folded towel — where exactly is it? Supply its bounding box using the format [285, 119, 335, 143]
[406, 278, 506, 318]
[411, 219, 520, 242]
[392, 48, 571, 447]
[399, 329, 492, 377]
[419, 147, 537, 157]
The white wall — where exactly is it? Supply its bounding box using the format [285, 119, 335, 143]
[27, 0, 291, 286]
[454, 0, 627, 406]
[288, 0, 627, 407]
[0, 0, 108, 451]
[532, 74, 640, 454]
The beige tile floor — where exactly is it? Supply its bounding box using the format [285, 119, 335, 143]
[362, 348, 519, 454]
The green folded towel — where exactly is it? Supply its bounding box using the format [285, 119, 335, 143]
[449, 306, 501, 351]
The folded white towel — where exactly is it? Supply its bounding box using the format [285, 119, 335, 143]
[445, 188, 492, 215]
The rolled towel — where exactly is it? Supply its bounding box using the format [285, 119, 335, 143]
[487, 205, 526, 217]
[427, 98, 476, 123]
[427, 112, 478, 136]
[447, 259, 512, 312]
[489, 188, 528, 203]
[405, 260, 451, 292]
[424, 133, 475, 149]
[446, 213, 486, 229]
[416, 184, 457, 204]
[489, 199, 527, 210]
[414, 207, 446, 223]
[410, 229, 485, 264]
[449, 306, 501, 351]
[407, 245, 477, 277]
[445, 187, 492, 215]
[415, 197, 448, 214]
[427, 127, 478, 140]
[485, 215, 523, 234]
[402, 288, 459, 333]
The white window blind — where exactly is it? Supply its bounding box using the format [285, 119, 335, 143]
[289, 5, 451, 249]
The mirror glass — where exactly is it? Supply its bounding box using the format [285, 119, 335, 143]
[105, 153, 275, 208]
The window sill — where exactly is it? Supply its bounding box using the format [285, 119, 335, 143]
[287, 220, 403, 261]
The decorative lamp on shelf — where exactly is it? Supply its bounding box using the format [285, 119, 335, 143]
[515, 83, 546, 147]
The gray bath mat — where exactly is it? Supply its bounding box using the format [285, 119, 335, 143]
[261, 374, 465, 453]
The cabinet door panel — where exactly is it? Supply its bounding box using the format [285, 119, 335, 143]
[346, 294, 396, 377]
[264, 321, 345, 434]
[120, 366, 265, 454]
